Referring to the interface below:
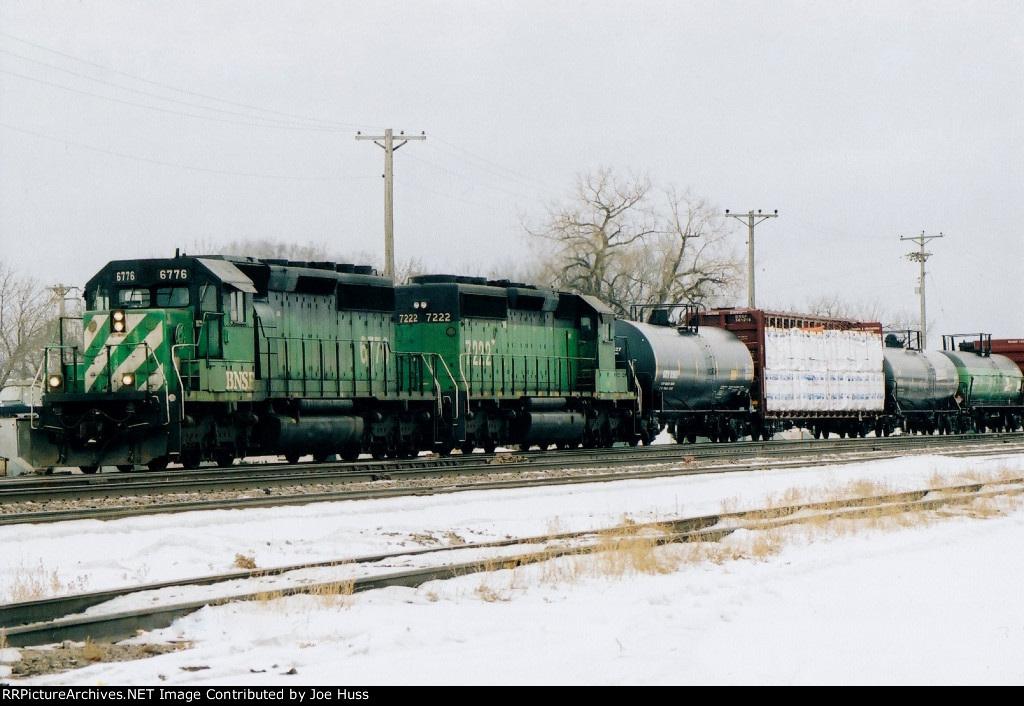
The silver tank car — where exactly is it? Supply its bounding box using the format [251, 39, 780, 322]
[883, 347, 959, 410]
[615, 319, 754, 410]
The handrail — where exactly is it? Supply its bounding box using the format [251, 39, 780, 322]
[172, 343, 197, 420]
[628, 358, 643, 416]
[421, 352, 460, 421]
[458, 352, 596, 397]
[266, 335, 396, 396]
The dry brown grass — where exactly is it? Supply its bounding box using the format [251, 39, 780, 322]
[521, 466, 1024, 590]
[81, 638, 104, 663]
[4, 560, 89, 602]
[308, 579, 355, 608]
[233, 554, 257, 570]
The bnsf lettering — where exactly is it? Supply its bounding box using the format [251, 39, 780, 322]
[115, 270, 136, 282]
[159, 268, 189, 281]
[225, 370, 255, 391]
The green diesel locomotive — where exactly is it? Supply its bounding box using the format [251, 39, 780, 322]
[20, 257, 648, 473]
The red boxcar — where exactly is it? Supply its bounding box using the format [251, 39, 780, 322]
[694, 308, 885, 438]
[989, 339, 1024, 374]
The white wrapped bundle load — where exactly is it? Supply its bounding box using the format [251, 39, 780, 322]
[764, 327, 884, 412]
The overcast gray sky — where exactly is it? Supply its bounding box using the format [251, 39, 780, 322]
[1, 0, 1021, 340]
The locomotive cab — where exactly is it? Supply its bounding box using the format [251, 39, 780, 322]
[28, 256, 261, 472]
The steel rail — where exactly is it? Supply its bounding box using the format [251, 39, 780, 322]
[3, 477, 1022, 648]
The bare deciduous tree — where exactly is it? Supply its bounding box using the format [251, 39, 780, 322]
[524, 168, 741, 318]
[795, 294, 918, 336]
[0, 262, 59, 389]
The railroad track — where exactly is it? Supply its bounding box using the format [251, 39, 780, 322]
[3, 433, 1023, 525]
[3, 474, 1022, 649]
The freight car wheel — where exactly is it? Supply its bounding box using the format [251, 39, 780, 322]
[216, 452, 235, 467]
[341, 445, 362, 461]
[79, 465, 99, 474]
[180, 450, 201, 469]
[285, 453, 300, 464]
[116, 464, 135, 473]
[147, 457, 169, 472]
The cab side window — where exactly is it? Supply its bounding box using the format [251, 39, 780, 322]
[199, 284, 218, 314]
[92, 286, 110, 310]
[227, 290, 249, 324]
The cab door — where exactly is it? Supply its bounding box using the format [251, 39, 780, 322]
[196, 282, 223, 358]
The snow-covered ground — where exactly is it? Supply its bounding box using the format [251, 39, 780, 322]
[2, 438, 1023, 685]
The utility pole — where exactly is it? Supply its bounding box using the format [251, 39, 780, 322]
[900, 231, 944, 349]
[356, 128, 426, 280]
[47, 284, 78, 318]
[725, 209, 778, 308]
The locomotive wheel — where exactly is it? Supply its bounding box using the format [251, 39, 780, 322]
[433, 443, 453, 457]
[284, 453, 301, 464]
[116, 464, 135, 473]
[482, 439, 497, 454]
[180, 450, 201, 469]
[341, 445, 362, 461]
[147, 457, 169, 472]
[216, 452, 235, 467]
[460, 441, 475, 454]
[79, 465, 99, 474]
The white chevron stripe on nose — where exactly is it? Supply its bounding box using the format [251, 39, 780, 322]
[112, 323, 166, 391]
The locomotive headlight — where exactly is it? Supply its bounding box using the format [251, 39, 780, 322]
[112, 310, 126, 333]
[47, 374, 63, 390]
[120, 373, 135, 388]
[413, 301, 420, 309]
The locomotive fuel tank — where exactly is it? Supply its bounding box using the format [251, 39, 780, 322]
[882, 348, 959, 410]
[615, 319, 754, 410]
[939, 349, 1024, 406]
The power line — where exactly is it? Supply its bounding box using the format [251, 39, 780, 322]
[0, 122, 371, 180]
[0, 67, 344, 132]
[0, 31, 364, 129]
